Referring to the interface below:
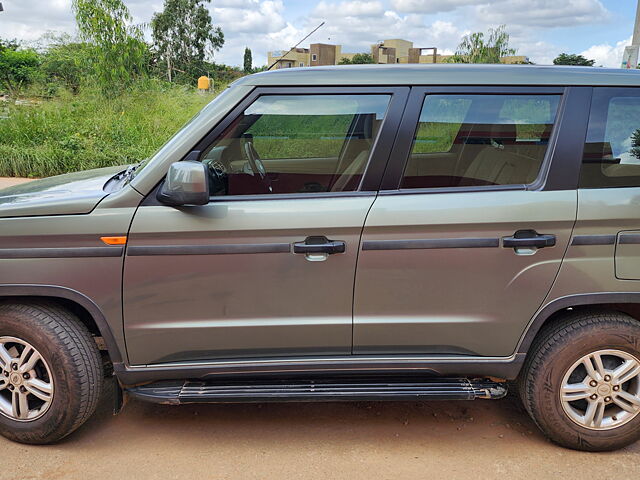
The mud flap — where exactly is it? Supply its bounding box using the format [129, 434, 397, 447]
[113, 379, 127, 415]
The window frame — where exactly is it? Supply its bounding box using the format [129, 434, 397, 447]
[379, 86, 590, 194]
[580, 86, 640, 189]
[187, 86, 410, 201]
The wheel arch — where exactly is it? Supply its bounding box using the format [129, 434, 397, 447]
[518, 293, 640, 356]
[0, 285, 124, 365]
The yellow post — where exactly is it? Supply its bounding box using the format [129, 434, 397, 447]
[197, 76, 210, 92]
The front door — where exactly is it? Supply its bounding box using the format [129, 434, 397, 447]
[123, 88, 407, 365]
[354, 87, 582, 357]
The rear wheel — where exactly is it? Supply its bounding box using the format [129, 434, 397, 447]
[0, 302, 103, 444]
[519, 309, 640, 451]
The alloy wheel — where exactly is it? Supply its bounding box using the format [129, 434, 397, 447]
[560, 349, 640, 430]
[0, 337, 54, 422]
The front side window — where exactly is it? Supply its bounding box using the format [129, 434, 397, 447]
[581, 88, 640, 188]
[200, 94, 391, 196]
[400, 94, 560, 189]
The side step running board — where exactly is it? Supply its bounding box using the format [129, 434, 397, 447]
[126, 377, 507, 405]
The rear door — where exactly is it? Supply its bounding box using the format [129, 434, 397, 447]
[354, 86, 588, 357]
[123, 87, 408, 365]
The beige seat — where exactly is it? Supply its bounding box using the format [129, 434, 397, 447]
[330, 150, 369, 192]
[462, 147, 542, 185]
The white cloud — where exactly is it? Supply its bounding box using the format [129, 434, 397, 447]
[303, 5, 466, 55]
[312, 1, 384, 17]
[512, 40, 557, 64]
[580, 36, 632, 68]
[391, 0, 484, 13]
[475, 0, 609, 29]
[213, 1, 286, 34]
[213, 0, 262, 7]
[0, 0, 75, 42]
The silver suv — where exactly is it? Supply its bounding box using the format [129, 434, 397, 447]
[1, 64, 640, 451]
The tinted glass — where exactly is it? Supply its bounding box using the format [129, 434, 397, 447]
[581, 88, 640, 188]
[400, 94, 560, 189]
[200, 94, 390, 196]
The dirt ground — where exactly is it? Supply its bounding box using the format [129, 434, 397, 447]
[0, 379, 638, 480]
[0, 177, 33, 188]
[1, 176, 639, 478]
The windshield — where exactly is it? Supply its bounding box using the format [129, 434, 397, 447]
[129, 86, 235, 180]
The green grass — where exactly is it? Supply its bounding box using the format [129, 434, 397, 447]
[250, 114, 353, 159]
[0, 81, 219, 177]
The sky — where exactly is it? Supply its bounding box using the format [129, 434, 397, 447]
[0, 0, 638, 68]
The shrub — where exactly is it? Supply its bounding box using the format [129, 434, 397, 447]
[0, 81, 220, 177]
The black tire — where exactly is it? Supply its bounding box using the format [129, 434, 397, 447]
[0, 302, 103, 444]
[519, 309, 640, 451]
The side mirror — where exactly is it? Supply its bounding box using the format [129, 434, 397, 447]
[157, 161, 210, 206]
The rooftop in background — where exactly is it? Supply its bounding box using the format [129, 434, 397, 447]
[267, 38, 529, 69]
[237, 64, 640, 87]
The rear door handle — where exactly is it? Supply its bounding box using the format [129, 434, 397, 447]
[293, 236, 346, 255]
[503, 230, 556, 249]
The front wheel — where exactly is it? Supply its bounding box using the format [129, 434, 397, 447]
[0, 302, 103, 444]
[519, 309, 640, 451]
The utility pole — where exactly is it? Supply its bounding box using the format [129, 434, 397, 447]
[622, 0, 640, 68]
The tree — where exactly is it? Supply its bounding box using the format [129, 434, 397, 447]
[339, 53, 374, 65]
[151, 0, 224, 83]
[72, 0, 147, 93]
[553, 53, 595, 66]
[0, 40, 40, 96]
[243, 47, 252, 73]
[631, 129, 640, 161]
[40, 34, 93, 94]
[448, 25, 516, 64]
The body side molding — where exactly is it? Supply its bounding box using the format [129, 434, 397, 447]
[127, 243, 291, 256]
[362, 237, 499, 251]
[517, 292, 640, 355]
[0, 247, 123, 259]
[0, 284, 124, 365]
[571, 235, 616, 246]
[618, 234, 640, 245]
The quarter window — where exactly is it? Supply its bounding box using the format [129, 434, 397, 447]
[400, 94, 560, 189]
[580, 88, 640, 188]
[200, 94, 391, 196]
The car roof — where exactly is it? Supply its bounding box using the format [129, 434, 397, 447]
[235, 64, 640, 87]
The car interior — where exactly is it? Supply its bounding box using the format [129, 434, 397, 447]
[401, 94, 559, 188]
[200, 102, 384, 196]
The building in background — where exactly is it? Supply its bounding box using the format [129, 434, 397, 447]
[268, 38, 528, 68]
[622, 0, 640, 68]
[268, 43, 357, 68]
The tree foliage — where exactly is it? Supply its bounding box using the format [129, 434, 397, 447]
[631, 129, 640, 161]
[0, 40, 41, 96]
[339, 53, 375, 65]
[553, 53, 595, 66]
[448, 25, 516, 64]
[72, 0, 147, 94]
[243, 47, 252, 73]
[151, 0, 224, 83]
[40, 34, 93, 94]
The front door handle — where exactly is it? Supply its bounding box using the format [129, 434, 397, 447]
[293, 236, 346, 255]
[503, 230, 556, 249]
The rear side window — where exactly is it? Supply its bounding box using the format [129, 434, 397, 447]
[580, 88, 640, 188]
[400, 94, 560, 189]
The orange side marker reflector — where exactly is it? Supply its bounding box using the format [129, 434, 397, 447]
[100, 236, 127, 246]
